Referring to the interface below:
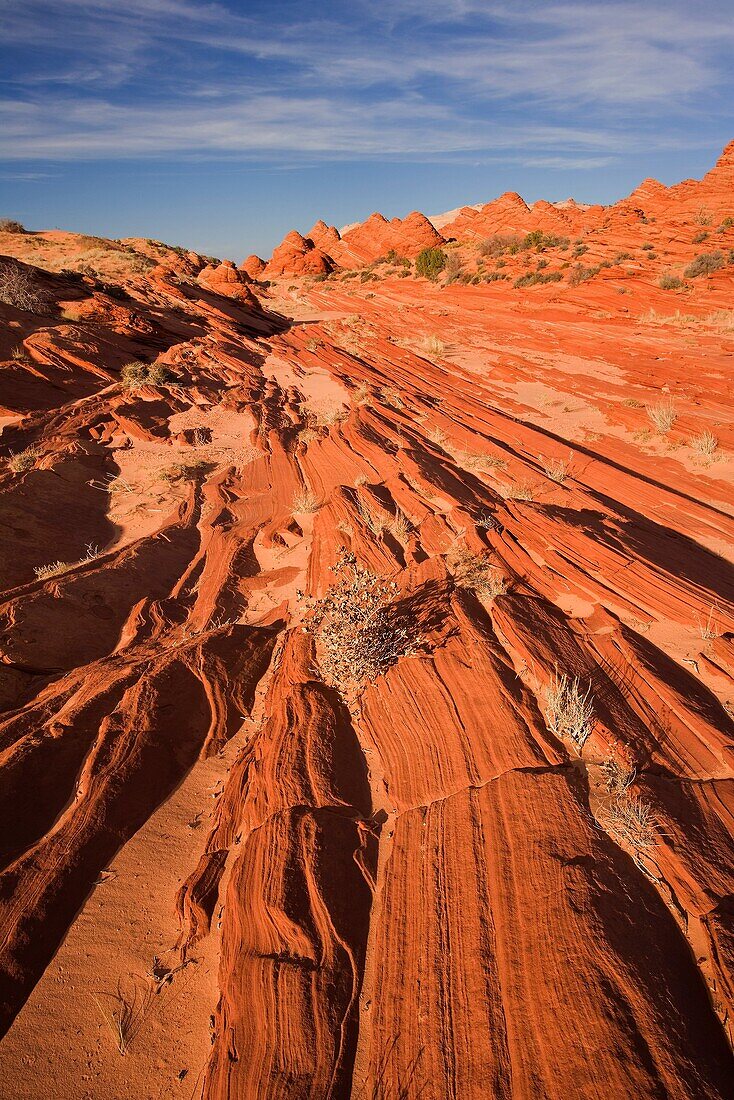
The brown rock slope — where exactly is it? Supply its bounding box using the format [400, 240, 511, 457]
[0, 147, 733, 1098]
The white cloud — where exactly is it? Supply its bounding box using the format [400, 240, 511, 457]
[0, 0, 731, 162]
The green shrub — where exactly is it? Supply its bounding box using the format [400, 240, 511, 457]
[684, 251, 724, 278]
[415, 247, 447, 281]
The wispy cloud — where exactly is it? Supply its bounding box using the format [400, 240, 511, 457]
[0, 0, 731, 163]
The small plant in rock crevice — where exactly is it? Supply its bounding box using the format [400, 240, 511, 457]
[303, 548, 418, 692]
[545, 671, 594, 748]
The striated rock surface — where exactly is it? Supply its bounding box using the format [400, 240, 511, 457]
[0, 146, 733, 1099]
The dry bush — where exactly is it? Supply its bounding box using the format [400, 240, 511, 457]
[501, 480, 536, 501]
[121, 361, 173, 389]
[658, 273, 683, 290]
[602, 790, 658, 852]
[0, 262, 46, 313]
[7, 444, 41, 473]
[380, 386, 404, 410]
[545, 672, 594, 747]
[622, 397, 643, 408]
[684, 251, 724, 278]
[391, 510, 413, 541]
[161, 458, 207, 483]
[646, 400, 677, 433]
[304, 548, 416, 690]
[541, 453, 572, 483]
[697, 604, 722, 640]
[311, 403, 348, 428]
[357, 497, 387, 536]
[425, 425, 448, 448]
[600, 758, 635, 796]
[292, 488, 321, 513]
[0, 218, 25, 233]
[352, 382, 371, 406]
[34, 560, 73, 581]
[449, 547, 508, 599]
[192, 427, 209, 447]
[691, 429, 718, 455]
[422, 334, 446, 358]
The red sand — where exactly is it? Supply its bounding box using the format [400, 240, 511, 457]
[0, 144, 733, 1098]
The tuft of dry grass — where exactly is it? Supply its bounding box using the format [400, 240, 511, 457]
[304, 548, 416, 691]
[449, 547, 508, 599]
[602, 790, 658, 852]
[292, 488, 321, 513]
[540, 452, 573, 484]
[622, 397, 643, 408]
[380, 386, 404, 410]
[7, 444, 41, 473]
[646, 400, 677, 434]
[352, 382, 371, 406]
[311, 403, 348, 429]
[34, 560, 73, 581]
[545, 672, 594, 748]
[690, 429, 718, 455]
[357, 497, 388, 536]
[391, 510, 413, 541]
[501, 480, 536, 501]
[421, 334, 446, 358]
[697, 604, 722, 640]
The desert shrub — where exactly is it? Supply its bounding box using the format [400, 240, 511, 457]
[692, 231, 709, 244]
[684, 251, 724, 278]
[120, 361, 174, 388]
[641, 243, 654, 251]
[478, 234, 521, 257]
[0, 218, 25, 233]
[545, 672, 594, 747]
[691, 429, 718, 455]
[484, 271, 509, 282]
[34, 560, 73, 580]
[161, 459, 207, 482]
[0, 262, 46, 312]
[443, 252, 463, 282]
[449, 547, 508, 598]
[7, 444, 41, 473]
[568, 264, 601, 287]
[646, 399, 677, 433]
[541, 453, 572, 483]
[717, 216, 734, 233]
[658, 274, 683, 290]
[304, 548, 416, 690]
[514, 271, 562, 288]
[520, 230, 569, 252]
[415, 247, 446, 281]
[614, 252, 632, 262]
[422, 334, 446, 357]
[292, 488, 321, 513]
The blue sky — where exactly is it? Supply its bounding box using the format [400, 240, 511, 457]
[1, 0, 733, 260]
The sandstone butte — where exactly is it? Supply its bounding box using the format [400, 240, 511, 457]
[0, 142, 732, 1100]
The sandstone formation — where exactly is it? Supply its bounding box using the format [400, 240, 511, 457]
[0, 145, 732, 1098]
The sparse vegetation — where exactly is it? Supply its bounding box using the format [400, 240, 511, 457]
[380, 386, 404, 410]
[0, 262, 46, 312]
[415, 247, 446, 281]
[646, 400, 677, 433]
[684, 251, 724, 278]
[545, 672, 594, 748]
[422, 334, 446, 358]
[541, 453, 572, 483]
[7, 444, 41, 473]
[304, 548, 416, 691]
[658, 273, 683, 290]
[161, 458, 207, 482]
[449, 547, 508, 599]
[292, 488, 321, 513]
[697, 604, 721, 640]
[0, 218, 26, 234]
[691, 429, 718, 455]
[120, 361, 174, 389]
